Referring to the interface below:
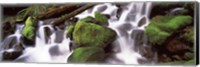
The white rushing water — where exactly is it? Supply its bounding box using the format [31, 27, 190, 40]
[76, 3, 152, 64]
[0, 2, 152, 64]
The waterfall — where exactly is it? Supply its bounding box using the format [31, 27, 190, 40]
[0, 2, 154, 64]
[76, 2, 152, 64]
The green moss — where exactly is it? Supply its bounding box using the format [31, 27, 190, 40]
[151, 16, 192, 32]
[145, 23, 170, 45]
[68, 47, 105, 63]
[159, 16, 192, 32]
[22, 26, 35, 41]
[73, 20, 116, 48]
[22, 17, 36, 41]
[145, 15, 192, 45]
[94, 11, 108, 26]
[25, 17, 36, 27]
[66, 25, 74, 39]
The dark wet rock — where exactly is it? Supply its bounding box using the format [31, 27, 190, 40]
[21, 36, 35, 46]
[184, 52, 194, 60]
[138, 17, 146, 27]
[44, 27, 52, 43]
[14, 42, 24, 51]
[166, 39, 189, 53]
[2, 22, 15, 40]
[172, 55, 182, 60]
[158, 54, 172, 62]
[2, 51, 23, 61]
[54, 30, 64, 43]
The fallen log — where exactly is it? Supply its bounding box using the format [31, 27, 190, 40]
[37, 4, 81, 20]
[52, 4, 95, 26]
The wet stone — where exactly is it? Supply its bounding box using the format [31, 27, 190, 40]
[138, 17, 146, 27]
[54, 30, 64, 43]
[2, 51, 23, 61]
[44, 27, 52, 44]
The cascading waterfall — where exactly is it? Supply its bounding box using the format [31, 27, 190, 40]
[0, 2, 153, 64]
[76, 2, 152, 64]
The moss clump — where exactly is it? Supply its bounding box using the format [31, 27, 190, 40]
[145, 15, 192, 45]
[73, 17, 116, 48]
[68, 47, 105, 63]
[94, 11, 108, 26]
[145, 23, 170, 45]
[66, 25, 74, 39]
[22, 17, 36, 41]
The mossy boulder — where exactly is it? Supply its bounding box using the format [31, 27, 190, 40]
[145, 15, 192, 45]
[68, 47, 105, 63]
[66, 25, 75, 39]
[22, 17, 37, 41]
[94, 11, 108, 26]
[73, 17, 116, 48]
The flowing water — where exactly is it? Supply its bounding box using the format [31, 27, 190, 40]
[0, 2, 155, 64]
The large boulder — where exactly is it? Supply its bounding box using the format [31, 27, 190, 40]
[72, 17, 116, 48]
[68, 47, 105, 63]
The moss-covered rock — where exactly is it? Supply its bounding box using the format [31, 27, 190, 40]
[22, 17, 37, 41]
[68, 47, 105, 63]
[145, 15, 192, 45]
[73, 17, 116, 48]
[66, 25, 75, 39]
[145, 22, 170, 45]
[94, 11, 108, 26]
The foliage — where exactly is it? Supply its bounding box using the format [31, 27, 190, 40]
[17, 5, 50, 21]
